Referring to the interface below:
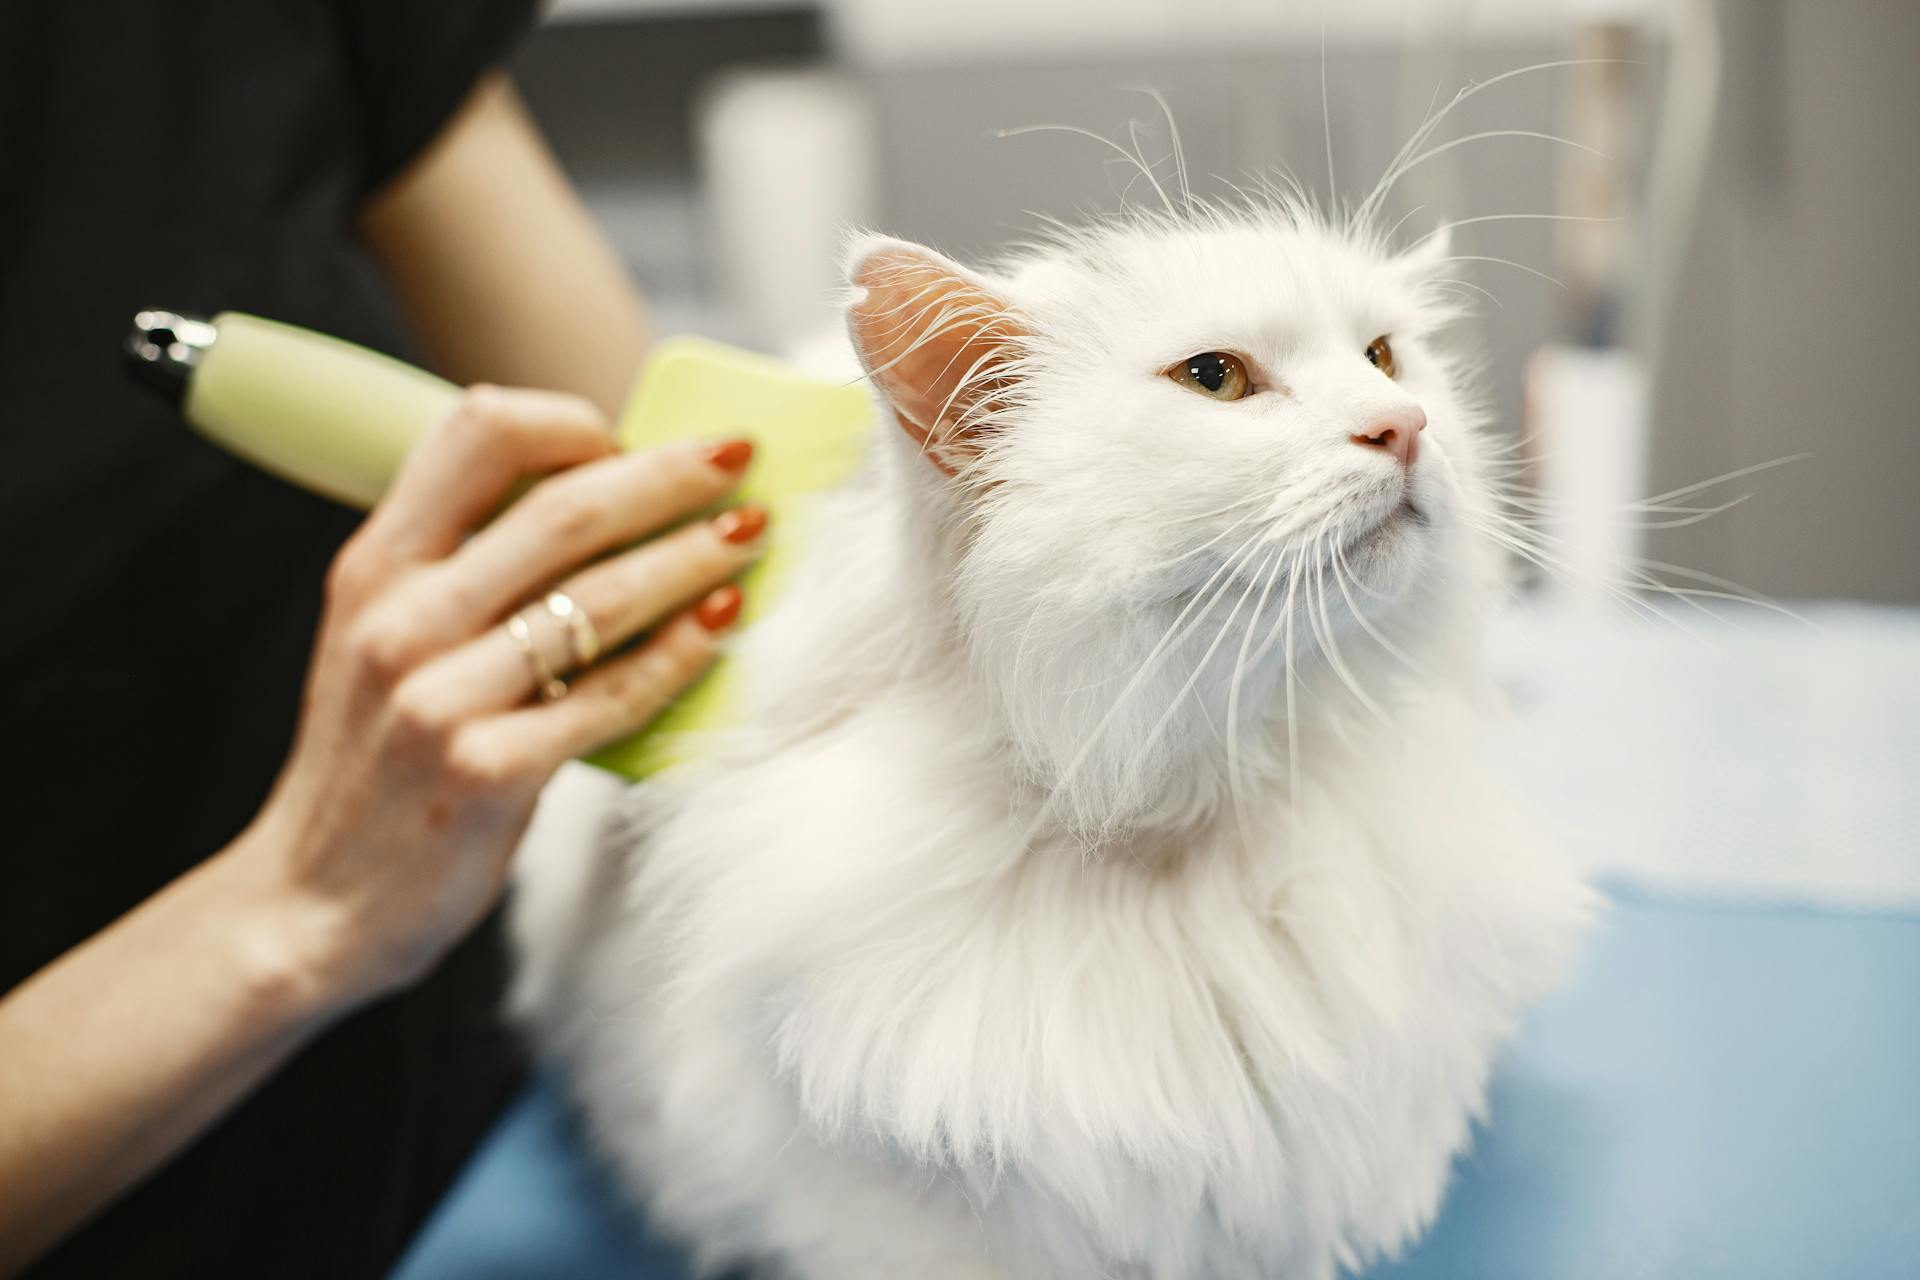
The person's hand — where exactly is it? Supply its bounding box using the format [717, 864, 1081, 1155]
[231, 386, 764, 1011]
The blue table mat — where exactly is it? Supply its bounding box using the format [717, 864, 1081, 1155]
[395, 888, 1920, 1280]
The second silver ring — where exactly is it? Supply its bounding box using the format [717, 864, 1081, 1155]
[542, 590, 600, 668]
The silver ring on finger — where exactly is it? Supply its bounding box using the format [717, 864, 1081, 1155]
[542, 590, 601, 668]
[506, 612, 570, 703]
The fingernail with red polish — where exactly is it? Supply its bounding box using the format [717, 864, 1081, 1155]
[704, 439, 754, 471]
[712, 505, 768, 544]
[695, 584, 744, 632]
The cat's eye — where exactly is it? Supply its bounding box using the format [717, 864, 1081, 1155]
[1167, 351, 1251, 401]
[1365, 335, 1398, 379]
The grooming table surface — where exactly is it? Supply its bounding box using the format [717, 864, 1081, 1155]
[395, 603, 1920, 1279]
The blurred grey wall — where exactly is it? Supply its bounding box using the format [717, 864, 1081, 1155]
[1643, 0, 1920, 604]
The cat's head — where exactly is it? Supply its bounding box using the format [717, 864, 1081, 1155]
[845, 201, 1495, 838]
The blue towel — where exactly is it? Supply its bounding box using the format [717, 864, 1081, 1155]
[395, 887, 1920, 1280]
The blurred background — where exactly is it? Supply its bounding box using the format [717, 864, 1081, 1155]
[514, 0, 1920, 607]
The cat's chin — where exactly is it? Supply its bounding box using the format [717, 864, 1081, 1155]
[1337, 499, 1430, 597]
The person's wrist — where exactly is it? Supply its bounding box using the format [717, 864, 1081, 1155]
[196, 832, 363, 1032]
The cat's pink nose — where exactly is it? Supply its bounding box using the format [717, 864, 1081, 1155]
[1350, 406, 1426, 470]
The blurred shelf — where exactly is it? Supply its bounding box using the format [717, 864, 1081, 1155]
[830, 0, 1666, 65]
[544, 0, 814, 25]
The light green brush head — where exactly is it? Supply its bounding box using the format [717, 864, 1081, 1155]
[590, 336, 875, 778]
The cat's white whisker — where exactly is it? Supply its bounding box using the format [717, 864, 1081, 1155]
[1310, 533, 1392, 727]
[1408, 211, 1625, 251]
[1022, 525, 1273, 845]
[1132, 501, 1285, 580]
[1122, 118, 1169, 213]
[1330, 541, 1425, 676]
[1129, 85, 1194, 211]
[1437, 254, 1569, 290]
[1356, 57, 1633, 226]
[1489, 481, 1752, 518]
[1627, 557, 1814, 627]
[1431, 278, 1505, 311]
[1631, 452, 1813, 508]
[1466, 512, 1716, 643]
[1497, 490, 1754, 531]
[1226, 543, 1293, 847]
[1382, 202, 1429, 246]
[1475, 482, 1808, 629]
[1320, 5, 1336, 211]
[996, 122, 1177, 218]
[1280, 552, 1305, 847]
[1397, 127, 1605, 189]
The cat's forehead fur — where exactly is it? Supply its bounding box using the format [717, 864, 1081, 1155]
[993, 202, 1460, 363]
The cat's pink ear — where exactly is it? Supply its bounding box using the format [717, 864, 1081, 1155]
[845, 238, 1029, 476]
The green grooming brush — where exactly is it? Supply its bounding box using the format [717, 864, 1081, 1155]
[126, 310, 875, 780]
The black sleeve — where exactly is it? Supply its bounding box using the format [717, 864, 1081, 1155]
[336, 0, 542, 196]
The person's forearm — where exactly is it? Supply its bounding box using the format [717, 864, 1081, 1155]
[359, 73, 651, 418]
[0, 833, 338, 1275]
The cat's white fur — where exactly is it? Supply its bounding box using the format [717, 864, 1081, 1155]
[513, 198, 1595, 1279]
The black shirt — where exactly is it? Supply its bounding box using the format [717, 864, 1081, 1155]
[0, 2, 539, 1273]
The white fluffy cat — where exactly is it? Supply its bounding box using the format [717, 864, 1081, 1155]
[513, 193, 1595, 1278]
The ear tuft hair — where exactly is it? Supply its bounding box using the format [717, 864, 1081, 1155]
[843, 235, 1029, 476]
[1396, 224, 1453, 281]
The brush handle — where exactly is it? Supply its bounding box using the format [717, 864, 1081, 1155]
[133, 311, 462, 509]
